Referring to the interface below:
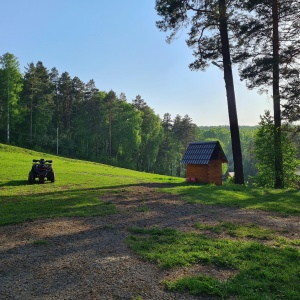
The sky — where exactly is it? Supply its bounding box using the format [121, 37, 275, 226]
[1, 0, 273, 126]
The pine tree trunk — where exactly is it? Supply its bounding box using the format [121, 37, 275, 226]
[219, 0, 244, 184]
[272, 0, 284, 188]
[30, 87, 33, 146]
[109, 109, 112, 156]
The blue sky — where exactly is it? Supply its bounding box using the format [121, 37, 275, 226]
[1, 0, 273, 126]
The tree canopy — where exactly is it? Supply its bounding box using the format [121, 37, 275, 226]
[0, 49, 298, 187]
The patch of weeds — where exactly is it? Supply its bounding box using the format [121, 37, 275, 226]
[290, 239, 300, 246]
[127, 227, 300, 299]
[112, 190, 122, 195]
[163, 275, 223, 298]
[31, 239, 49, 246]
[195, 222, 276, 240]
[195, 222, 223, 234]
[129, 226, 177, 236]
[132, 296, 143, 300]
[135, 206, 150, 212]
[271, 237, 300, 248]
[226, 223, 276, 240]
[196, 222, 300, 249]
[103, 223, 114, 229]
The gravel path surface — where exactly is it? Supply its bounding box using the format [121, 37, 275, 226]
[1, 184, 299, 300]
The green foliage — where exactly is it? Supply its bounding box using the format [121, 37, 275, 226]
[0, 52, 23, 142]
[127, 227, 300, 299]
[235, 1, 300, 187]
[153, 113, 184, 176]
[155, 0, 239, 72]
[133, 96, 163, 172]
[197, 126, 258, 180]
[0, 52, 203, 178]
[20, 61, 54, 148]
[253, 112, 299, 188]
[236, 1, 300, 94]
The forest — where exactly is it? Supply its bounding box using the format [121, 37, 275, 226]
[1, 53, 299, 183]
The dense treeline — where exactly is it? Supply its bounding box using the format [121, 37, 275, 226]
[0, 56, 198, 175]
[0, 54, 299, 182]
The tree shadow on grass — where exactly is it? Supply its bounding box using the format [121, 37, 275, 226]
[1, 181, 299, 227]
[1, 182, 299, 300]
[162, 183, 300, 215]
[0, 183, 210, 299]
[0, 179, 57, 187]
[0, 180, 29, 187]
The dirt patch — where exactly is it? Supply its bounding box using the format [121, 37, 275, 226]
[1, 185, 299, 300]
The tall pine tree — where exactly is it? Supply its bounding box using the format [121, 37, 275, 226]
[155, 0, 245, 183]
[235, 0, 300, 188]
[0, 53, 23, 144]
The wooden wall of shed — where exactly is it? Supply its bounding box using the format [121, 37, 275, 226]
[186, 160, 223, 185]
[207, 160, 223, 185]
[187, 164, 208, 182]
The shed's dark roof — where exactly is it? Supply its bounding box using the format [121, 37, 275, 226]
[182, 141, 228, 165]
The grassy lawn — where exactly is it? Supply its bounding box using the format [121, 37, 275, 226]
[1, 143, 300, 299]
[1, 143, 299, 226]
[127, 227, 300, 299]
[159, 182, 300, 216]
[0, 143, 181, 225]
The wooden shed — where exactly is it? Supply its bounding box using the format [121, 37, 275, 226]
[182, 141, 228, 185]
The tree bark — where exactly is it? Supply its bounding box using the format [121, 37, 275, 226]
[219, 0, 244, 184]
[7, 76, 10, 144]
[272, 0, 284, 188]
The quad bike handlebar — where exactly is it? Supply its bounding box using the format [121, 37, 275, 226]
[32, 159, 52, 163]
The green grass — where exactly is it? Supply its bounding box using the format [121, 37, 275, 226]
[195, 221, 277, 239]
[127, 227, 300, 299]
[195, 221, 300, 248]
[1, 143, 300, 299]
[135, 206, 150, 212]
[159, 183, 300, 215]
[0, 143, 181, 225]
[1, 143, 299, 226]
[31, 239, 49, 246]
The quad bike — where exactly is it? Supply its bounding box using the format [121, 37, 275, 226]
[28, 158, 55, 184]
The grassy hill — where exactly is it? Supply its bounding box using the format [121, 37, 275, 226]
[0, 143, 182, 225]
[1, 143, 299, 226]
[1, 143, 300, 299]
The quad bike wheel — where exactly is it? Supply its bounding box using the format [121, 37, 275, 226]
[28, 171, 35, 184]
[47, 171, 55, 183]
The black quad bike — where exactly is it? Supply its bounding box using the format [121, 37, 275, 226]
[28, 159, 55, 184]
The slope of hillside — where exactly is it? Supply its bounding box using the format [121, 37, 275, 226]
[1, 143, 300, 299]
[0, 143, 182, 225]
